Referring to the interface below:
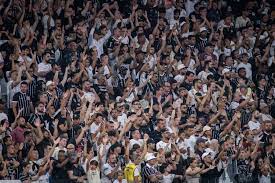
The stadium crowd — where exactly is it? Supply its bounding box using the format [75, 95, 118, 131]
[0, 0, 275, 182]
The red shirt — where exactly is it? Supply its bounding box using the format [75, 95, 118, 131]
[11, 127, 25, 144]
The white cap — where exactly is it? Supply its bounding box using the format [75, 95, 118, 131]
[200, 27, 208, 32]
[222, 68, 230, 75]
[145, 153, 157, 162]
[202, 151, 211, 159]
[46, 81, 54, 87]
[203, 125, 211, 132]
[177, 64, 186, 70]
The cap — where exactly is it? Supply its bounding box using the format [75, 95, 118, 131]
[145, 153, 157, 162]
[46, 81, 54, 87]
[177, 64, 186, 70]
[117, 102, 125, 107]
[161, 128, 169, 133]
[202, 151, 211, 159]
[222, 68, 230, 75]
[203, 125, 211, 132]
[200, 27, 208, 33]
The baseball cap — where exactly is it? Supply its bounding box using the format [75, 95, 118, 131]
[200, 27, 208, 32]
[202, 151, 212, 159]
[203, 125, 211, 132]
[46, 81, 54, 87]
[145, 153, 157, 162]
[222, 68, 230, 75]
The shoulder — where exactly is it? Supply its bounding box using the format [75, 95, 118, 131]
[13, 92, 20, 100]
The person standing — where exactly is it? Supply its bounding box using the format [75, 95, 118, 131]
[142, 154, 163, 183]
[12, 81, 34, 119]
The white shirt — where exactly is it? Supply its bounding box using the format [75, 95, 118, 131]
[130, 139, 144, 149]
[237, 62, 252, 79]
[156, 141, 171, 152]
[51, 147, 67, 160]
[259, 175, 271, 183]
[161, 174, 176, 183]
[42, 15, 55, 32]
[0, 112, 8, 122]
[87, 169, 101, 183]
[113, 179, 127, 183]
[37, 62, 52, 81]
[7, 80, 20, 108]
[184, 135, 197, 153]
[90, 123, 100, 134]
[248, 120, 261, 131]
[117, 113, 127, 129]
[235, 16, 250, 29]
[101, 163, 121, 183]
[88, 28, 112, 57]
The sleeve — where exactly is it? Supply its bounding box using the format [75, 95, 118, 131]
[12, 93, 19, 102]
[100, 30, 112, 44]
[103, 164, 112, 176]
[88, 28, 95, 48]
[134, 167, 140, 177]
[142, 166, 152, 178]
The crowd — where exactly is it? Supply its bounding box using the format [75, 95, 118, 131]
[0, 0, 275, 182]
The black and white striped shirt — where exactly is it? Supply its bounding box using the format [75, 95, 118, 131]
[28, 76, 38, 102]
[142, 164, 158, 183]
[12, 91, 32, 117]
[47, 86, 63, 110]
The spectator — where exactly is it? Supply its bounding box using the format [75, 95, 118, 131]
[0, 0, 274, 182]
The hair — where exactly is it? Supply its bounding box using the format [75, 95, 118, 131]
[186, 71, 194, 76]
[90, 160, 99, 166]
[21, 81, 29, 86]
[3, 136, 11, 143]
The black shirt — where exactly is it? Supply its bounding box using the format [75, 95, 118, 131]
[51, 160, 70, 182]
[12, 91, 32, 117]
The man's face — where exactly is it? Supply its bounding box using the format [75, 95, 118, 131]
[37, 103, 45, 113]
[109, 154, 117, 164]
[164, 82, 171, 93]
[163, 131, 170, 139]
[264, 123, 272, 133]
[84, 81, 91, 91]
[25, 133, 33, 142]
[7, 145, 15, 155]
[157, 120, 165, 129]
[44, 53, 51, 62]
[60, 138, 68, 147]
[95, 116, 103, 124]
[48, 83, 55, 91]
[195, 80, 202, 89]
[189, 37, 196, 45]
[187, 73, 194, 82]
[238, 69, 246, 78]
[58, 152, 66, 161]
[20, 84, 28, 93]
